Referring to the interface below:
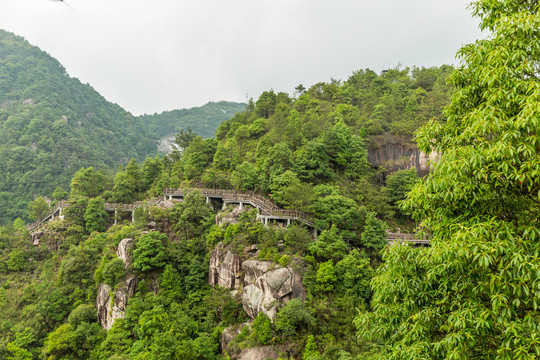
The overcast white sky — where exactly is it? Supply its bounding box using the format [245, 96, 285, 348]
[0, 0, 483, 115]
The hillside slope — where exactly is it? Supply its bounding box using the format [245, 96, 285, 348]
[139, 101, 245, 139]
[0, 29, 162, 223]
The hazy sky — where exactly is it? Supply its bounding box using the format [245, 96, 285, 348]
[0, 0, 483, 115]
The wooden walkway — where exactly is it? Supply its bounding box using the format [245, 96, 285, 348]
[386, 231, 430, 246]
[163, 188, 316, 228]
[26, 188, 429, 246]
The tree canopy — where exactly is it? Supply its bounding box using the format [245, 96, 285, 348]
[356, 1, 540, 358]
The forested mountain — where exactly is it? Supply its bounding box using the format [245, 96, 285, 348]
[0, 30, 245, 225]
[1, 1, 537, 358]
[0, 29, 157, 223]
[140, 101, 245, 139]
[0, 61, 455, 359]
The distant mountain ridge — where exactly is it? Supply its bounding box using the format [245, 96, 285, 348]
[0, 29, 243, 224]
[139, 101, 245, 140]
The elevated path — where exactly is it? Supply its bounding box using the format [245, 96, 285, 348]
[163, 188, 316, 231]
[26, 188, 429, 246]
[386, 231, 430, 246]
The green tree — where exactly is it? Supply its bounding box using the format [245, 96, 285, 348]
[28, 196, 49, 222]
[335, 249, 374, 306]
[275, 298, 316, 338]
[70, 167, 108, 198]
[141, 156, 163, 191]
[383, 168, 419, 207]
[360, 212, 387, 252]
[303, 335, 321, 360]
[52, 186, 68, 201]
[102, 258, 126, 287]
[64, 196, 89, 228]
[316, 260, 337, 292]
[169, 190, 214, 239]
[41, 323, 77, 359]
[251, 312, 273, 345]
[133, 231, 168, 273]
[112, 171, 134, 203]
[356, 1, 540, 358]
[84, 196, 108, 232]
[68, 304, 97, 327]
[7, 249, 27, 271]
[125, 158, 143, 193]
[269, 170, 313, 210]
[308, 225, 348, 262]
[175, 127, 197, 149]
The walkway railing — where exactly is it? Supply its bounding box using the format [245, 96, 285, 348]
[26, 189, 425, 245]
[26, 200, 68, 231]
[386, 231, 430, 245]
[163, 188, 316, 228]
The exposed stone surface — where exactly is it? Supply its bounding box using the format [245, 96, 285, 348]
[31, 230, 43, 245]
[409, 150, 438, 177]
[208, 242, 306, 320]
[22, 98, 34, 106]
[221, 322, 251, 355]
[209, 242, 243, 290]
[242, 260, 272, 285]
[243, 244, 259, 258]
[367, 143, 438, 178]
[242, 261, 305, 320]
[218, 206, 246, 226]
[96, 276, 138, 330]
[237, 346, 279, 360]
[96, 283, 111, 329]
[116, 238, 134, 268]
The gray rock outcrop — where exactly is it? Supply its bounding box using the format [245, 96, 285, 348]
[97, 237, 138, 330]
[367, 143, 438, 178]
[208, 243, 306, 320]
[96, 276, 138, 330]
[31, 230, 43, 246]
[116, 238, 134, 268]
[237, 346, 279, 360]
[242, 260, 305, 320]
[218, 206, 246, 226]
[209, 242, 243, 290]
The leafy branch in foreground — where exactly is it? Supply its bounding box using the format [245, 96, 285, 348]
[356, 1, 540, 358]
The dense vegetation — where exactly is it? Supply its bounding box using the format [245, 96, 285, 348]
[1, 0, 536, 358]
[0, 59, 453, 359]
[356, 1, 540, 358]
[0, 30, 244, 225]
[140, 101, 246, 139]
[0, 29, 157, 224]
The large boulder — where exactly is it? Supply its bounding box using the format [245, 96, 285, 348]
[209, 242, 243, 290]
[31, 230, 43, 246]
[237, 346, 279, 360]
[242, 260, 305, 320]
[96, 276, 138, 330]
[217, 205, 246, 226]
[116, 238, 134, 268]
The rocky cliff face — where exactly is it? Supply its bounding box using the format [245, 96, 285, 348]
[208, 242, 243, 291]
[237, 347, 279, 360]
[367, 143, 437, 178]
[96, 238, 138, 330]
[242, 260, 305, 320]
[96, 276, 138, 330]
[116, 238, 134, 268]
[208, 242, 305, 320]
